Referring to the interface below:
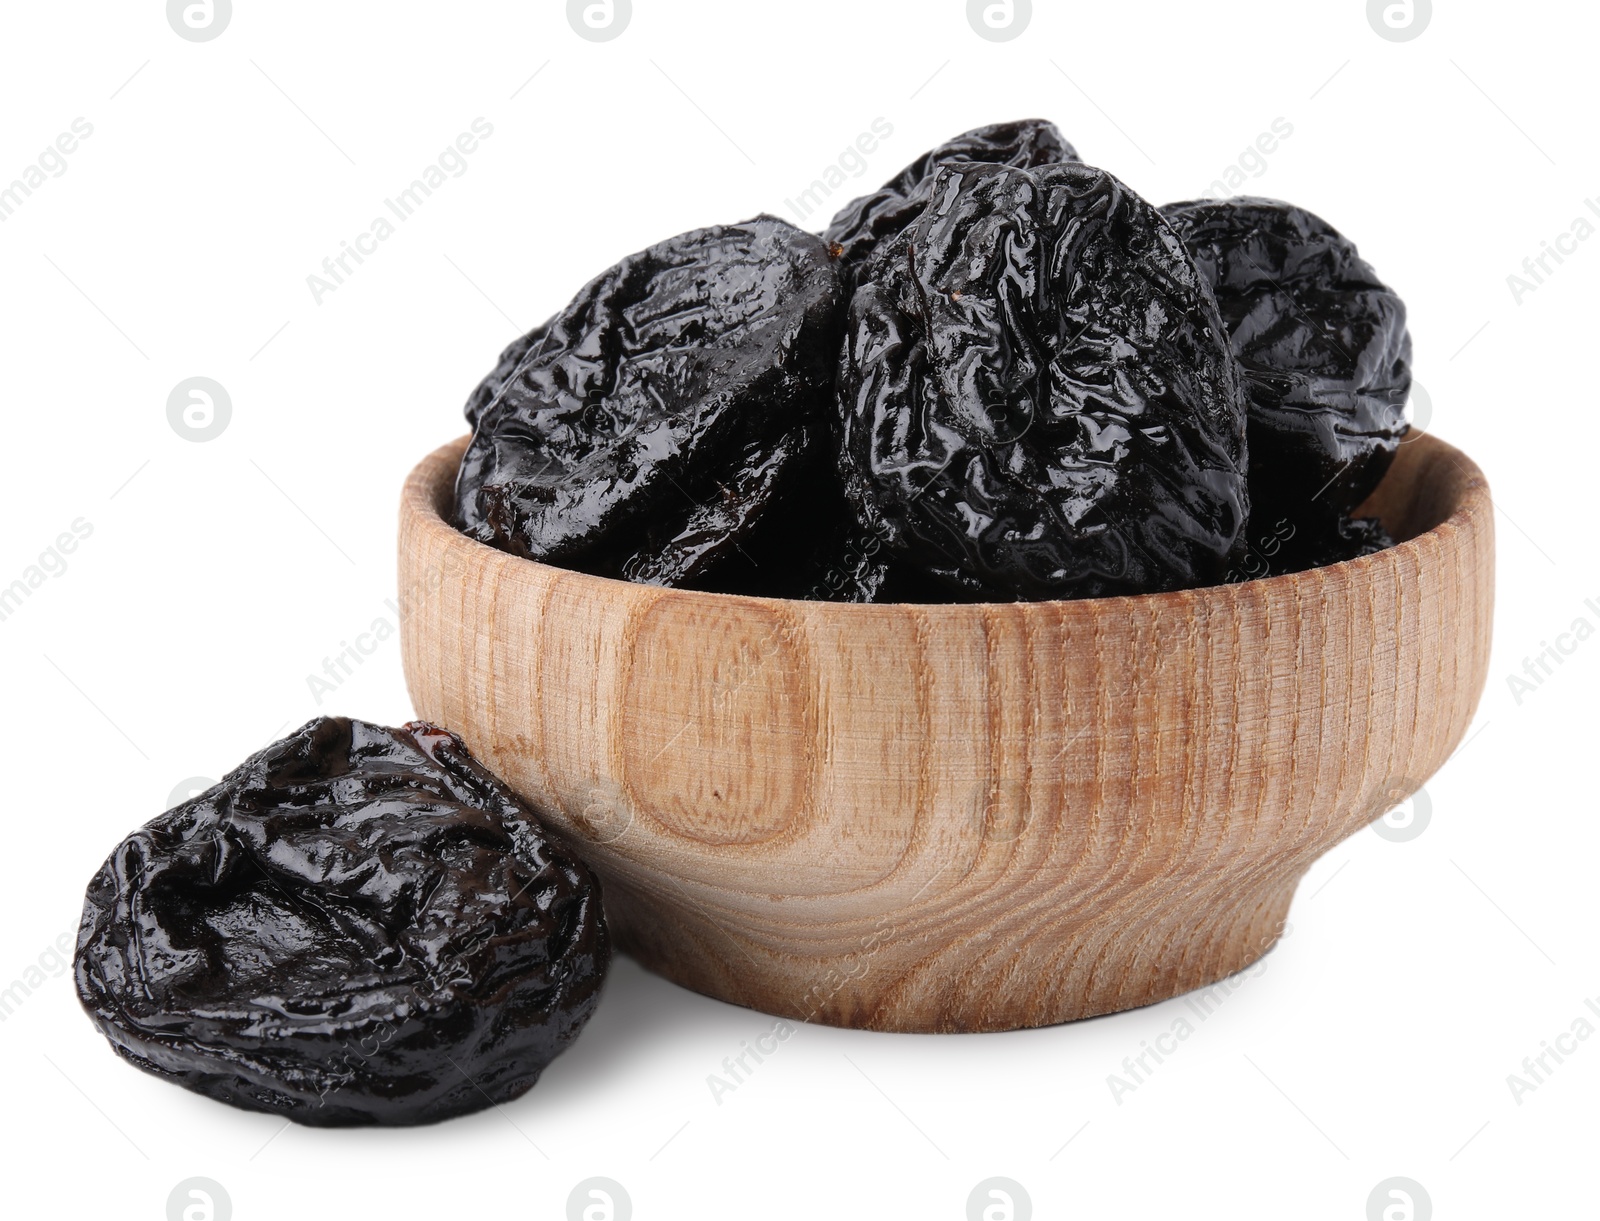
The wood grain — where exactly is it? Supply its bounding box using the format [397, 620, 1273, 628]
[399, 433, 1494, 1032]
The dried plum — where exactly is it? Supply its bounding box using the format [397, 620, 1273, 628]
[454, 217, 846, 586]
[1160, 197, 1411, 533]
[837, 161, 1249, 600]
[620, 427, 808, 587]
[463, 320, 548, 430]
[824, 118, 1078, 285]
[682, 445, 958, 602]
[74, 717, 608, 1127]
[1226, 512, 1393, 582]
[1277, 514, 1394, 575]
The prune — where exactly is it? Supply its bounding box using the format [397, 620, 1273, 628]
[1228, 512, 1393, 582]
[620, 427, 808, 587]
[775, 511, 972, 604]
[463, 320, 547, 430]
[837, 161, 1249, 600]
[1160, 197, 1411, 533]
[74, 717, 608, 1127]
[1276, 514, 1394, 574]
[824, 119, 1078, 285]
[682, 444, 958, 602]
[454, 217, 846, 586]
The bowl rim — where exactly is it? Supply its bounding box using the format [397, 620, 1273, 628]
[403, 430, 1490, 615]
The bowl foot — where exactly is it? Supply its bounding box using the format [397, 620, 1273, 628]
[605, 872, 1301, 1034]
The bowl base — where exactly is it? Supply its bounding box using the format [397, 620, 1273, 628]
[604, 871, 1301, 1034]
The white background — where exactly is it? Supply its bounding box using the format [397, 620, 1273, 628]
[1, 1, 1595, 1218]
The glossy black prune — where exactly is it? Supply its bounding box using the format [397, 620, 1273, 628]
[824, 119, 1078, 285]
[1318, 514, 1394, 564]
[1228, 512, 1394, 582]
[682, 443, 955, 602]
[838, 161, 1249, 600]
[454, 217, 846, 586]
[620, 427, 809, 587]
[74, 717, 608, 1127]
[1160, 197, 1411, 530]
[463, 320, 548, 431]
[1280, 514, 1395, 574]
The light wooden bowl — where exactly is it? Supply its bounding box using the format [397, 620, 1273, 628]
[399, 433, 1493, 1033]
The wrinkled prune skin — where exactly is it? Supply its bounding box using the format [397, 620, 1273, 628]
[454, 217, 846, 586]
[838, 162, 1249, 600]
[1160, 198, 1411, 533]
[683, 445, 956, 602]
[75, 717, 608, 1127]
[621, 427, 809, 587]
[463, 320, 548, 431]
[824, 119, 1078, 286]
[670, 440, 851, 598]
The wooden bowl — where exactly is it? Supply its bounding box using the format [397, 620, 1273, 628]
[399, 433, 1493, 1033]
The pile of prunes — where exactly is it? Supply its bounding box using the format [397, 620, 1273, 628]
[455, 119, 1413, 602]
[72, 122, 1417, 1134]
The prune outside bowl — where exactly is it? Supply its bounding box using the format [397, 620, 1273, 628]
[398, 432, 1493, 1033]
